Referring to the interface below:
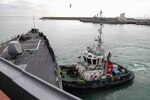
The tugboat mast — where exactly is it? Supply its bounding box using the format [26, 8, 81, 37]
[97, 10, 103, 54]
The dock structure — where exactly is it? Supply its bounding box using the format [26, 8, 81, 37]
[40, 16, 138, 24]
[0, 29, 80, 99]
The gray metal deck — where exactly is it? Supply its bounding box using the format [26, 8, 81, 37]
[0, 30, 81, 99]
[0, 32, 58, 86]
[0, 57, 80, 100]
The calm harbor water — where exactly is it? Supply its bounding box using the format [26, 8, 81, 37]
[0, 16, 150, 100]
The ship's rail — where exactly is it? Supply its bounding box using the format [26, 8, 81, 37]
[0, 57, 81, 100]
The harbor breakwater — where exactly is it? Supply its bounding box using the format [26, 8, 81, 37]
[40, 17, 150, 25]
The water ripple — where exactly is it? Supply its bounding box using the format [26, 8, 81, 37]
[126, 62, 150, 79]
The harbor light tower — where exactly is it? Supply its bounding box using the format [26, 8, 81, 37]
[100, 10, 102, 18]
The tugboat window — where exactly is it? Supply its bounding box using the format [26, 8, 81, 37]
[87, 58, 92, 64]
[93, 59, 96, 65]
[97, 58, 99, 64]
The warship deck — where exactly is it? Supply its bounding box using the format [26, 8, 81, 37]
[0, 31, 58, 87]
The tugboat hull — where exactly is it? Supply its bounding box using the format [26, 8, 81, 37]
[61, 69, 135, 92]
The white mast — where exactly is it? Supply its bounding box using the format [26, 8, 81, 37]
[97, 10, 103, 54]
[33, 16, 35, 29]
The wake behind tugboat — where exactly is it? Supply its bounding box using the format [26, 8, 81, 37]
[58, 11, 135, 93]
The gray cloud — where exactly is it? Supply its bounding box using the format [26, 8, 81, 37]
[0, 0, 39, 15]
[0, 0, 57, 16]
[0, 0, 150, 17]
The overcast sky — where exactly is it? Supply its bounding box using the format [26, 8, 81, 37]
[0, 0, 150, 18]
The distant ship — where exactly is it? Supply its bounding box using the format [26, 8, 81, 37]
[58, 11, 135, 92]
